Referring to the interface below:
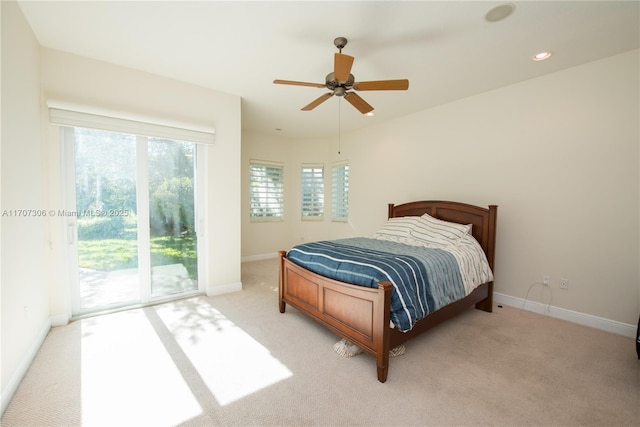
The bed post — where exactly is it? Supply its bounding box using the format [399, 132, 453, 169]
[278, 250, 287, 313]
[474, 204, 497, 313]
[486, 205, 498, 271]
[376, 281, 393, 383]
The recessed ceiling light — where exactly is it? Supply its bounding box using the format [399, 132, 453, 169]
[485, 3, 515, 22]
[366, 112, 374, 117]
[532, 51, 552, 61]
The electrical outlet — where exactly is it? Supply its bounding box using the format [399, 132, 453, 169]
[560, 278, 569, 290]
[543, 275, 550, 286]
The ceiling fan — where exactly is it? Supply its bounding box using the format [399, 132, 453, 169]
[273, 37, 409, 114]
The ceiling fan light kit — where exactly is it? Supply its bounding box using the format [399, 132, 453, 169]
[274, 37, 409, 114]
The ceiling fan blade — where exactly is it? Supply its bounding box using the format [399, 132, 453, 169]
[353, 79, 409, 91]
[301, 93, 334, 111]
[273, 79, 326, 88]
[334, 53, 354, 82]
[344, 92, 374, 114]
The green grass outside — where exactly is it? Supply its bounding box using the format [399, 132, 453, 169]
[78, 235, 197, 278]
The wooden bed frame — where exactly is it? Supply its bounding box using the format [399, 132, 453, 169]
[278, 200, 497, 382]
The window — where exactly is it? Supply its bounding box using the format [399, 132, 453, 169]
[249, 160, 284, 221]
[332, 162, 349, 222]
[301, 164, 324, 220]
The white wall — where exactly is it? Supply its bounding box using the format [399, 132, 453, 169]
[242, 50, 639, 327]
[1, 0, 50, 408]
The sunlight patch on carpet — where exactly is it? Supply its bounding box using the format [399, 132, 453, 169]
[80, 310, 202, 427]
[154, 298, 293, 406]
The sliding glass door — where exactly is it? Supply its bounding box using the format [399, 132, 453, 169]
[65, 127, 202, 315]
[147, 137, 198, 299]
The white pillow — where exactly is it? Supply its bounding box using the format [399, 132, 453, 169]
[410, 214, 471, 246]
[372, 216, 420, 242]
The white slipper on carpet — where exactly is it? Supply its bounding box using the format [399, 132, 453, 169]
[333, 339, 407, 358]
[389, 344, 406, 357]
[333, 339, 364, 358]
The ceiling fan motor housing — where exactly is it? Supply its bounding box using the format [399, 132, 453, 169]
[326, 72, 355, 94]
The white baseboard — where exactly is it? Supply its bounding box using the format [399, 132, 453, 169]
[50, 312, 70, 327]
[241, 252, 279, 263]
[494, 292, 637, 338]
[206, 281, 242, 297]
[1, 318, 51, 416]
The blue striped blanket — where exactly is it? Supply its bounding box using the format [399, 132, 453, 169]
[287, 237, 465, 332]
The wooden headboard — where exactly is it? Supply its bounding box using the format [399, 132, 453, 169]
[388, 200, 498, 271]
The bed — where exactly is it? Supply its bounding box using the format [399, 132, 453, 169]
[278, 200, 497, 382]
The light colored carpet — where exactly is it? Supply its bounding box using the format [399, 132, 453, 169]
[2, 258, 639, 426]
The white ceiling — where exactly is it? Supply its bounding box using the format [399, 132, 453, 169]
[18, 1, 640, 139]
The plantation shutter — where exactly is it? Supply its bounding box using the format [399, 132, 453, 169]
[249, 160, 284, 220]
[332, 161, 349, 222]
[301, 164, 324, 220]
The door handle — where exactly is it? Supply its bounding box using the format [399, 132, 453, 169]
[68, 223, 75, 245]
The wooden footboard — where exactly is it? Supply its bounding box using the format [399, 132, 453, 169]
[279, 251, 393, 382]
